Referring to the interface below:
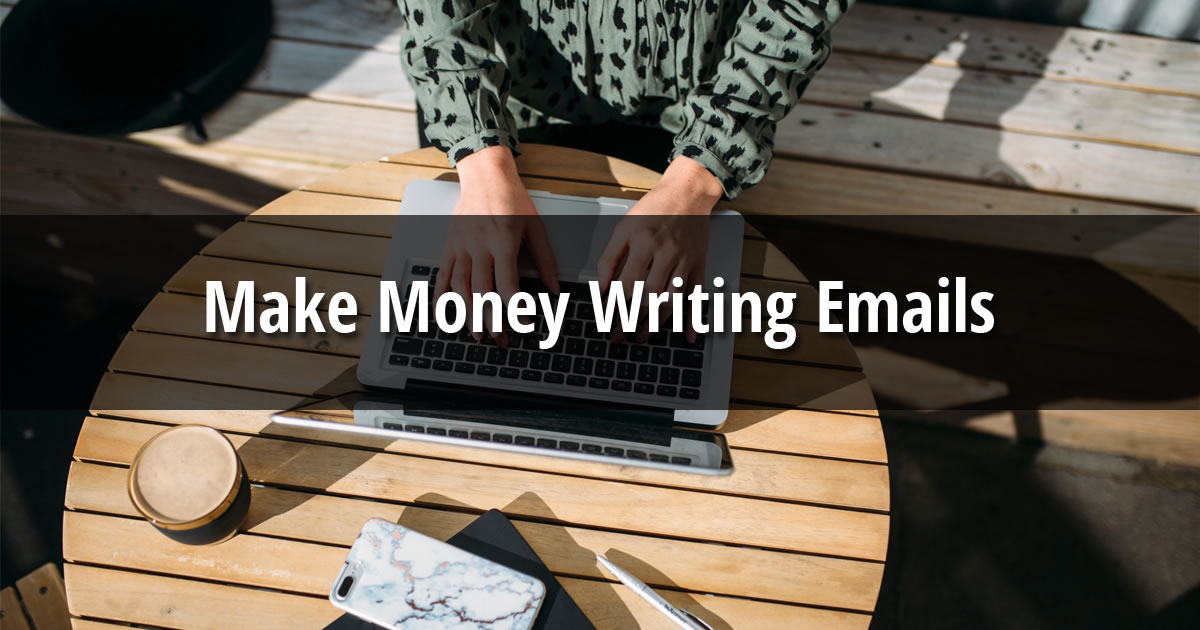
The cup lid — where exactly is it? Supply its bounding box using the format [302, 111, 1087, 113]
[128, 425, 241, 526]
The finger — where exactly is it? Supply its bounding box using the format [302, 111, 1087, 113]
[435, 249, 454, 299]
[644, 256, 675, 325]
[596, 228, 630, 290]
[494, 245, 522, 336]
[470, 252, 494, 342]
[525, 219, 559, 294]
[686, 262, 707, 343]
[450, 254, 471, 306]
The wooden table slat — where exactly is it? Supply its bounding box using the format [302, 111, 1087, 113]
[89, 372, 890, 463]
[63, 490, 884, 612]
[105, 330, 879, 414]
[64, 563, 870, 630]
[73, 416, 889, 560]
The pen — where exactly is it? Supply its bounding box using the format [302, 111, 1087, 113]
[597, 554, 713, 630]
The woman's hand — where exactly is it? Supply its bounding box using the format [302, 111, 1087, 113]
[598, 156, 722, 341]
[437, 146, 559, 346]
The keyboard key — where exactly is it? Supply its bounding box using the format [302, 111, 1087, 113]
[423, 341, 445, 358]
[657, 385, 678, 397]
[648, 331, 669, 345]
[672, 350, 704, 368]
[500, 367, 520, 379]
[595, 360, 615, 378]
[588, 378, 610, 390]
[671, 456, 693, 465]
[612, 380, 632, 392]
[649, 454, 670, 463]
[651, 347, 672, 365]
[564, 320, 583, 337]
[470, 431, 491, 441]
[454, 362, 475, 374]
[411, 357, 431, 369]
[445, 343, 465, 360]
[584, 322, 605, 339]
[417, 328, 437, 339]
[522, 335, 542, 350]
[587, 340, 607, 357]
[617, 362, 637, 380]
[630, 345, 650, 362]
[558, 440, 580, 451]
[491, 433, 512, 443]
[487, 348, 508, 364]
[467, 345, 487, 362]
[477, 365, 498, 377]
[433, 360, 453, 371]
[388, 354, 410, 366]
[682, 369, 702, 387]
[660, 367, 680, 385]
[566, 375, 587, 387]
[544, 372, 564, 384]
[531, 352, 551, 370]
[411, 265, 430, 276]
[607, 343, 628, 360]
[603, 447, 624, 457]
[426, 427, 447, 436]
[392, 337, 423, 354]
[508, 350, 529, 368]
[515, 436, 536, 446]
[634, 383, 655, 394]
[680, 388, 701, 399]
[625, 449, 647, 460]
[581, 443, 602, 453]
[437, 328, 457, 341]
[521, 370, 543, 382]
[576, 303, 593, 320]
[572, 357, 593, 375]
[382, 422, 404, 430]
[637, 364, 658, 382]
[670, 332, 705, 349]
[552, 355, 572, 372]
[404, 424, 425, 433]
[565, 338, 586, 355]
[449, 429, 469, 438]
[535, 438, 557, 449]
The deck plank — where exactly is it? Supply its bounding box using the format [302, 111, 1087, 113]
[265, 0, 1197, 95]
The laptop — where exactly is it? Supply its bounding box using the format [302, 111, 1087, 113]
[276, 180, 742, 475]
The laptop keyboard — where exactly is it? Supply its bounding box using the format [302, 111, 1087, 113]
[386, 265, 707, 402]
[378, 420, 694, 466]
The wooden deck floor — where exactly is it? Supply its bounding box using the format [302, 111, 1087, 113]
[2, 0, 1197, 464]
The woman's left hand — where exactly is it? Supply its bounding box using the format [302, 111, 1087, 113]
[597, 156, 723, 341]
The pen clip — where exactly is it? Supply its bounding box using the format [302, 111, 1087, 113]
[676, 607, 715, 630]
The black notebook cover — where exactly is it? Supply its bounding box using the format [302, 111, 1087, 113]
[323, 509, 594, 630]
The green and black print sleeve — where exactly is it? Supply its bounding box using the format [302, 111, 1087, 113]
[672, 0, 854, 198]
[399, 0, 519, 165]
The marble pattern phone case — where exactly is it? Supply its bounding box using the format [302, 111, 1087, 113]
[331, 518, 545, 629]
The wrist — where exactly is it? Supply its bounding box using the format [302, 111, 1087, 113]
[456, 146, 520, 187]
[659, 156, 723, 213]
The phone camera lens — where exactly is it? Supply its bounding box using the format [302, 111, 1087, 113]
[336, 575, 355, 599]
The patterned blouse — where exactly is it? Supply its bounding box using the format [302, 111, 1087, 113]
[399, 0, 853, 198]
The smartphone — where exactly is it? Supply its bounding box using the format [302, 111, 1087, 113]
[331, 518, 546, 629]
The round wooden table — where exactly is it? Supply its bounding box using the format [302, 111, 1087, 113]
[63, 145, 889, 630]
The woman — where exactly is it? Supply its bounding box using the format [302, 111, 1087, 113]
[399, 0, 852, 343]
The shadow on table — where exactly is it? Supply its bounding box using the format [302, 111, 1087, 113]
[773, 12, 1200, 628]
[401, 491, 645, 629]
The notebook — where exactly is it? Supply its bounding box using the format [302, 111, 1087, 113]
[324, 509, 593, 630]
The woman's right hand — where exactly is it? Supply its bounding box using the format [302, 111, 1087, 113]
[436, 146, 559, 346]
